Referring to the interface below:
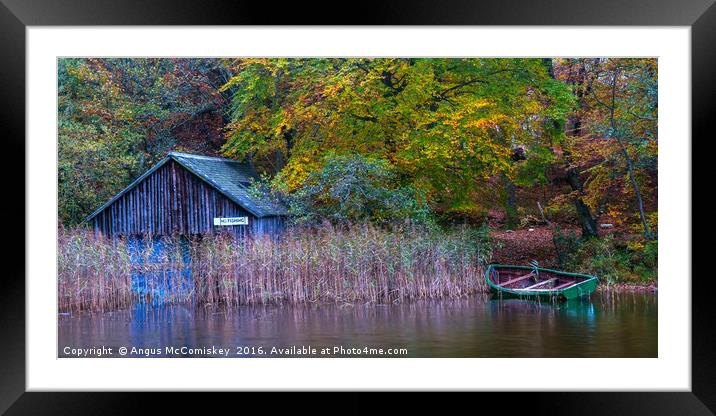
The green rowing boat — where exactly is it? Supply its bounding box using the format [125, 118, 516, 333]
[486, 264, 598, 300]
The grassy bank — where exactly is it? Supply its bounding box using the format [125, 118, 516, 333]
[552, 229, 658, 286]
[58, 225, 493, 312]
[490, 224, 658, 287]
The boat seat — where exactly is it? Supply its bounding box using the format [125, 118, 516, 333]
[499, 272, 536, 287]
[552, 281, 578, 290]
[517, 278, 557, 291]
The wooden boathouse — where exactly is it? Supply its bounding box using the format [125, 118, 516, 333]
[85, 152, 287, 239]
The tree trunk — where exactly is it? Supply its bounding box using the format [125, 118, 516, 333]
[606, 67, 653, 239]
[271, 128, 295, 174]
[617, 138, 653, 239]
[273, 149, 285, 173]
[551, 58, 599, 239]
[565, 165, 599, 238]
[537, 201, 551, 226]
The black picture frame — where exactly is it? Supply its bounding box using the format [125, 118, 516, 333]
[1, 0, 712, 413]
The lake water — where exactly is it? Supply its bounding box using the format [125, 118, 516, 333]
[58, 291, 657, 358]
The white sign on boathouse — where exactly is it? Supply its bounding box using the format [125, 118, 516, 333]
[213, 217, 249, 226]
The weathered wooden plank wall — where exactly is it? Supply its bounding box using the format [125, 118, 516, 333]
[92, 160, 285, 238]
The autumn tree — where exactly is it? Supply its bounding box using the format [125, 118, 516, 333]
[58, 58, 229, 225]
[584, 58, 657, 239]
[221, 58, 573, 224]
[554, 58, 657, 239]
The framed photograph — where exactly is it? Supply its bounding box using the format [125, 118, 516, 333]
[2, 0, 712, 413]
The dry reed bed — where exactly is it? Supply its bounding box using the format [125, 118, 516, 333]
[58, 225, 492, 312]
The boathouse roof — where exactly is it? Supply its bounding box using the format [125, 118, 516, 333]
[85, 152, 287, 222]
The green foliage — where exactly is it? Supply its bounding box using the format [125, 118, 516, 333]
[253, 154, 432, 226]
[544, 198, 578, 224]
[458, 222, 495, 261]
[552, 227, 583, 268]
[58, 119, 141, 224]
[514, 146, 554, 187]
[553, 231, 657, 284]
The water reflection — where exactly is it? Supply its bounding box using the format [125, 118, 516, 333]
[58, 291, 656, 358]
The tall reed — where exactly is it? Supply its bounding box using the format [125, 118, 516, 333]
[58, 229, 133, 312]
[58, 224, 492, 312]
